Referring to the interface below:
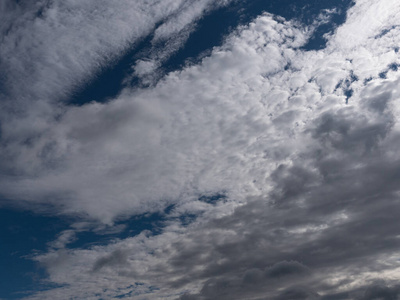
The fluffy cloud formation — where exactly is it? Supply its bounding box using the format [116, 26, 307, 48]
[1, 10, 310, 222]
[2, 0, 400, 299]
[0, 0, 231, 219]
[3, 0, 400, 223]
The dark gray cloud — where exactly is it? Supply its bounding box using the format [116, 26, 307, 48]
[174, 78, 400, 299]
[92, 249, 129, 272]
[266, 261, 310, 278]
[275, 286, 321, 300]
[359, 283, 400, 300]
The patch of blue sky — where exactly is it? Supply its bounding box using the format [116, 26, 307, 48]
[1, 207, 160, 298]
[0, 192, 229, 299]
[67, 206, 174, 250]
[379, 62, 400, 79]
[0, 208, 70, 299]
[67, 0, 354, 106]
[198, 193, 227, 205]
[167, 0, 355, 66]
[334, 70, 359, 103]
[375, 25, 400, 39]
[0, 207, 173, 298]
[69, 195, 226, 250]
[68, 32, 156, 106]
[114, 284, 160, 299]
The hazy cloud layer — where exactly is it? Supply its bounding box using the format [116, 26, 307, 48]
[2, 0, 400, 299]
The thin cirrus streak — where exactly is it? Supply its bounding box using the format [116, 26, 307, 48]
[2, 0, 400, 299]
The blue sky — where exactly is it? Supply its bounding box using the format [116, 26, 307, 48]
[69, 0, 352, 106]
[2, 0, 400, 299]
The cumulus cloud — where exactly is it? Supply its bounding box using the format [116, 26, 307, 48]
[0, 11, 310, 222]
[3, 0, 400, 299]
[4, 0, 399, 224]
[0, 0, 232, 194]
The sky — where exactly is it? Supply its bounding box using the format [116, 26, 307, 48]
[1, 0, 400, 299]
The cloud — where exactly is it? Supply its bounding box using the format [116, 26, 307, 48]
[265, 261, 310, 278]
[131, 0, 232, 84]
[0, 0, 232, 186]
[0, 0, 231, 107]
[0, 0, 233, 219]
[358, 283, 400, 300]
[91, 248, 130, 273]
[0, 12, 309, 222]
[4, 0, 398, 224]
[275, 286, 321, 300]
[47, 229, 76, 250]
[3, 0, 400, 299]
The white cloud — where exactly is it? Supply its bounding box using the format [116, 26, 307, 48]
[0, 12, 310, 223]
[131, 0, 232, 84]
[0, 0, 232, 162]
[47, 229, 76, 250]
[2, 0, 400, 222]
[0, 0, 231, 104]
[3, 0, 400, 298]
